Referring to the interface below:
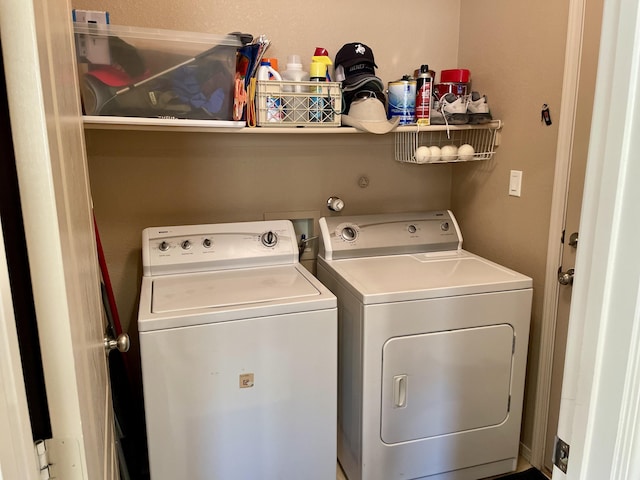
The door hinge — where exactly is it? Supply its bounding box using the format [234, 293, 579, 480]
[35, 440, 52, 479]
[553, 435, 570, 473]
[35, 438, 84, 479]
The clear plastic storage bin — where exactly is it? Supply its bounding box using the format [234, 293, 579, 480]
[73, 23, 241, 121]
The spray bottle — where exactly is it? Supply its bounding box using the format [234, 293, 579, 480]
[311, 47, 333, 81]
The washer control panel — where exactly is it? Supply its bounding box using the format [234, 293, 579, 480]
[142, 220, 297, 276]
[319, 211, 462, 261]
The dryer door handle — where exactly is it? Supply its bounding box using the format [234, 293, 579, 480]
[393, 374, 408, 408]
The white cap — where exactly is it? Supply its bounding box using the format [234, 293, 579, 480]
[287, 54, 302, 69]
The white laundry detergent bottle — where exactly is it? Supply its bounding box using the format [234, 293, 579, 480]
[257, 60, 283, 122]
[281, 55, 309, 121]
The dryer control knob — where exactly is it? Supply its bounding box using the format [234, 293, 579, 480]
[261, 231, 278, 247]
[159, 241, 170, 252]
[181, 240, 192, 250]
[341, 227, 357, 241]
[202, 238, 213, 248]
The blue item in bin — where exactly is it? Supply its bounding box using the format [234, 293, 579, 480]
[172, 64, 225, 115]
[81, 36, 236, 119]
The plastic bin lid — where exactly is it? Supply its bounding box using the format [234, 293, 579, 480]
[73, 23, 242, 47]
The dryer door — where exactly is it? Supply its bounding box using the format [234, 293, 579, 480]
[381, 324, 514, 444]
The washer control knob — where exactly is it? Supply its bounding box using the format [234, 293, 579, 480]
[408, 224, 417, 234]
[441, 222, 450, 232]
[261, 231, 278, 247]
[159, 241, 170, 252]
[181, 240, 192, 250]
[341, 227, 357, 242]
[202, 238, 213, 248]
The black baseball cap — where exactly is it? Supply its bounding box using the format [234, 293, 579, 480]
[335, 42, 380, 90]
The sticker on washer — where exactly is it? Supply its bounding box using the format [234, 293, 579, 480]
[239, 373, 254, 388]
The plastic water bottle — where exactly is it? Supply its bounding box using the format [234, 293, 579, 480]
[309, 62, 328, 123]
[257, 60, 283, 122]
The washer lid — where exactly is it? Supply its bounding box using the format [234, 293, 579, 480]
[139, 264, 336, 331]
[151, 265, 321, 314]
[320, 250, 532, 304]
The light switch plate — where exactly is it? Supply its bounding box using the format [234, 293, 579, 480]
[509, 170, 523, 197]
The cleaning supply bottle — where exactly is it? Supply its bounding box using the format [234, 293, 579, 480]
[257, 60, 283, 122]
[257, 60, 282, 81]
[311, 47, 333, 81]
[281, 55, 310, 121]
[309, 61, 328, 122]
[262, 57, 280, 77]
[415, 64, 433, 125]
[281, 55, 309, 87]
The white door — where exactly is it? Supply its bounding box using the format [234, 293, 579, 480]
[381, 325, 514, 443]
[1, 0, 117, 478]
[543, 0, 603, 472]
[0, 221, 41, 480]
[553, 0, 640, 478]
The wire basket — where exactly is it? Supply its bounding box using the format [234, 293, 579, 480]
[394, 122, 502, 163]
[256, 80, 342, 127]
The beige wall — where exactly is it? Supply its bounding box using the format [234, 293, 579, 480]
[86, 131, 451, 332]
[75, 0, 571, 455]
[456, 0, 570, 450]
[75, 0, 464, 330]
[73, 0, 462, 84]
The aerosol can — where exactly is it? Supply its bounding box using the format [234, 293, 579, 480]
[415, 64, 433, 125]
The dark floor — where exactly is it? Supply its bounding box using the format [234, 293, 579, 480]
[495, 467, 548, 480]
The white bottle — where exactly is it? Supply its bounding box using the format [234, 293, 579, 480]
[257, 60, 283, 122]
[281, 55, 309, 91]
[281, 55, 309, 121]
[257, 60, 282, 81]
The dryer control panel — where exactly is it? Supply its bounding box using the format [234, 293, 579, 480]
[319, 211, 462, 261]
[142, 220, 298, 276]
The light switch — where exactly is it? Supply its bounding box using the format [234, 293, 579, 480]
[509, 170, 523, 197]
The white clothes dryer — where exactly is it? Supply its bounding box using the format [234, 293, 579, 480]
[317, 211, 532, 480]
[138, 220, 337, 480]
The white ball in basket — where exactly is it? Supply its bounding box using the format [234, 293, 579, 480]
[428, 145, 441, 161]
[458, 144, 476, 161]
[414, 146, 431, 163]
[441, 145, 458, 161]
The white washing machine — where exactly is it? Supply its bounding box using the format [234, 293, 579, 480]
[138, 220, 337, 480]
[317, 211, 533, 480]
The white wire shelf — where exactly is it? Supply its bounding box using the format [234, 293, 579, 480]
[394, 120, 502, 164]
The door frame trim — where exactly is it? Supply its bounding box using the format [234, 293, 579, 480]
[531, 0, 586, 469]
[0, 221, 40, 479]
